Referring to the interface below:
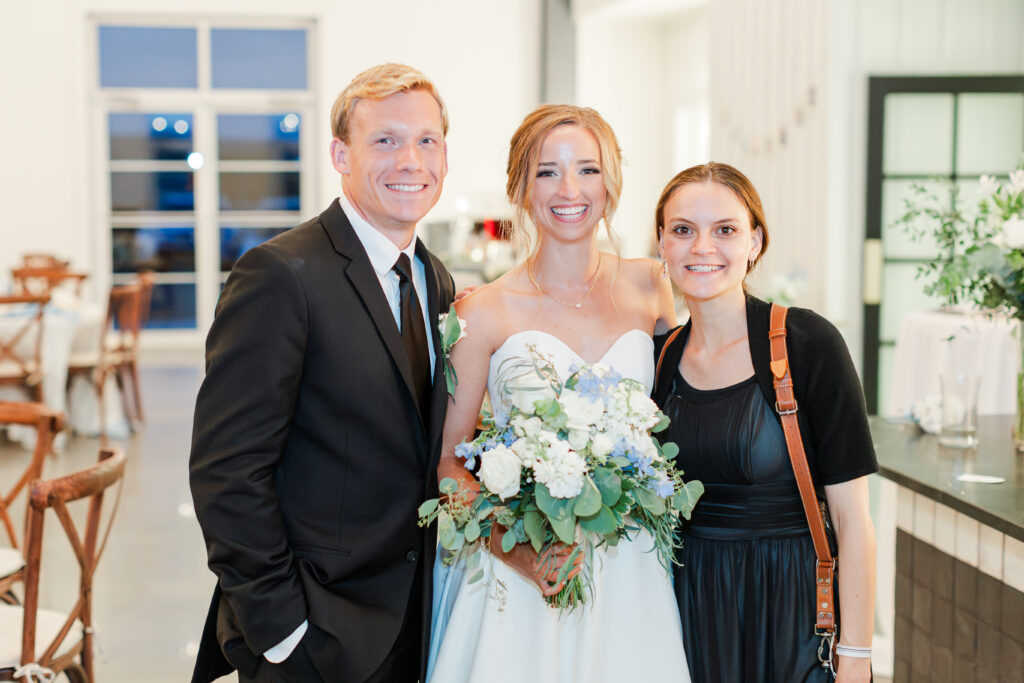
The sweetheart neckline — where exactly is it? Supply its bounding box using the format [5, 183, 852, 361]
[491, 328, 653, 366]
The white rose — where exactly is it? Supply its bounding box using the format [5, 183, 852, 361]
[627, 390, 658, 418]
[568, 428, 590, 451]
[1010, 169, 1024, 194]
[510, 437, 539, 467]
[506, 376, 557, 414]
[511, 415, 544, 438]
[558, 389, 606, 432]
[591, 433, 615, 459]
[1002, 216, 1024, 249]
[478, 445, 522, 500]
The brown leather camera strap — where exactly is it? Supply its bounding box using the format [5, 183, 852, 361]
[769, 304, 836, 637]
[653, 327, 684, 398]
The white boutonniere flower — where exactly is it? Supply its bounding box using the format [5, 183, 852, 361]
[438, 304, 467, 397]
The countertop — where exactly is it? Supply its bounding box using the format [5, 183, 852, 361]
[870, 415, 1024, 542]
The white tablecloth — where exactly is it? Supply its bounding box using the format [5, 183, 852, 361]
[0, 303, 129, 446]
[887, 309, 1021, 418]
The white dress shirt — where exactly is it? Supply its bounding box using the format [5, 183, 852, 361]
[264, 195, 435, 663]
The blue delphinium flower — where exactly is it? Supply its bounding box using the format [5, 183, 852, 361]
[649, 475, 674, 498]
[455, 441, 479, 470]
[627, 450, 656, 477]
[500, 430, 518, 446]
[493, 411, 510, 429]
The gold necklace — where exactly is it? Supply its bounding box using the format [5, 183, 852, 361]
[538, 253, 603, 310]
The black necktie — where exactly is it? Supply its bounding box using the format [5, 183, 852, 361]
[393, 253, 431, 415]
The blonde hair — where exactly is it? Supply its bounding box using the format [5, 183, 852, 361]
[330, 63, 449, 143]
[505, 105, 624, 266]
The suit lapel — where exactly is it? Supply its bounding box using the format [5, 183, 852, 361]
[320, 201, 419, 417]
[417, 240, 449, 459]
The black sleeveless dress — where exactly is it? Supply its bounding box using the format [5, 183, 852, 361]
[664, 369, 833, 683]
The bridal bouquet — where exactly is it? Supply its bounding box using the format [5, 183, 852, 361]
[418, 346, 703, 610]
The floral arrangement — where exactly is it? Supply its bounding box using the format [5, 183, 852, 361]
[437, 304, 466, 397]
[895, 165, 1024, 448]
[418, 347, 703, 610]
[895, 168, 1024, 316]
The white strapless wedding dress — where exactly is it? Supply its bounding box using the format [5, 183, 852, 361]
[427, 329, 690, 683]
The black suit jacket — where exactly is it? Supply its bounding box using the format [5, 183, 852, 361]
[189, 199, 454, 682]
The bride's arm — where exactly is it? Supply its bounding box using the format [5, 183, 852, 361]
[437, 294, 493, 495]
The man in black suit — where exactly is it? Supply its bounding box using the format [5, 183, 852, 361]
[189, 63, 455, 682]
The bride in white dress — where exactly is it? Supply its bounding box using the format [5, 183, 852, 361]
[430, 105, 690, 682]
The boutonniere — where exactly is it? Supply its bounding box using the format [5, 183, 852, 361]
[438, 304, 467, 397]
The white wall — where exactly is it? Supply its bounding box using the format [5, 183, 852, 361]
[0, 0, 542, 300]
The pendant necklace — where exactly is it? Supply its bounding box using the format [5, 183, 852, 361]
[539, 253, 602, 310]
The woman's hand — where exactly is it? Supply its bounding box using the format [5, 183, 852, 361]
[490, 526, 583, 597]
[834, 654, 871, 682]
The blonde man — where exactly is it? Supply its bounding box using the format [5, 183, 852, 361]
[191, 63, 455, 683]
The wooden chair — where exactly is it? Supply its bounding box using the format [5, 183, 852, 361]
[66, 285, 144, 441]
[0, 448, 126, 683]
[0, 403, 64, 603]
[20, 255, 69, 271]
[0, 295, 49, 403]
[11, 268, 87, 299]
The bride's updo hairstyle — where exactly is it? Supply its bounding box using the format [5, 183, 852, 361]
[654, 161, 770, 275]
[505, 105, 624, 264]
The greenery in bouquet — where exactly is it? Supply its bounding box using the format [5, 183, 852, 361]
[893, 167, 1024, 318]
[418, 347, 704, 611]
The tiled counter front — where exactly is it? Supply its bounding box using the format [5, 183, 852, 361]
[869, 416, 1024, 683]
[893, 487, 1024, 682]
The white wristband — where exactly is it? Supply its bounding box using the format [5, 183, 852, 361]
[835, 644, 872, 659]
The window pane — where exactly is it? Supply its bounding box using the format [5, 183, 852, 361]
[883, 93, 954, 176]
[99, 26, 197, 88]
[113, 227, 195, 273]
[111, 172, 194, 211]
[220, 227, 290, 270]
[146, 283, 196, 329]
[110, 113, 193, 160]
[956, 93, 1024, 175]
[882, 179, 948, 259]
[878, 344, 895, 417]
[218, 114, 300, 161]
[211, 29, 307, 89]
[219, 172, 299, 210]
[880, 263, 945, 342]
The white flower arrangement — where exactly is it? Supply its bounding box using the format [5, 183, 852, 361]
[418, 346, 703, 610]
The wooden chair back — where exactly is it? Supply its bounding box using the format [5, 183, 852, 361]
[11, 268, 87, 299]
[0, 403, 63, 553]
[19, 448, 125, 680]
[20, 255, 69, 270]
[104, 284, 144, 361]
[0, 296, 49, 402]
[135, 271, 155, 330]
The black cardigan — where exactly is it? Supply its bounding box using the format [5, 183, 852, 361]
[653, 295, 878, 492]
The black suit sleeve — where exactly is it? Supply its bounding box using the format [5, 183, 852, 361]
[189, 244, 309, 656]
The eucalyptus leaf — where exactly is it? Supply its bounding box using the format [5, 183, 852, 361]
[672, 479, 705, 519]
[659, 441, 680, 460]
[549, 514, 576, 545]
[439, 477, 458, 495]
[468, 568, 485, 585]
[465, 517, 480, 543]
[524, 509, 546, 553]
[651, 413, 670, 433]
[417, 498, 439, 519]
[592, 468, 622, 507]
[579, 505, 617, 535]
[467, 551, 481, 570]
[535, 483, 574, 520]
[634, 485, 666, 515]
[438, 516, 457, 549]
[501, 529, 517, 553]
[572, 478, 602, 517]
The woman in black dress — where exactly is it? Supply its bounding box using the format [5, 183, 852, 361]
[652, 162, 877, 682]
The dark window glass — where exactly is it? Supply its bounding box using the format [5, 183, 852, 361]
[220, 227, 290, 270]
[113, 227, 195, 273]
[218, 114, 300, 161]
[99, 26, 197, 88]
[210, 29, 307, 89]
[110, 113, 193, 160]
[111, 172, 194, 211]
[219, 172, 299, 211]
[146, 283, 197, 329]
